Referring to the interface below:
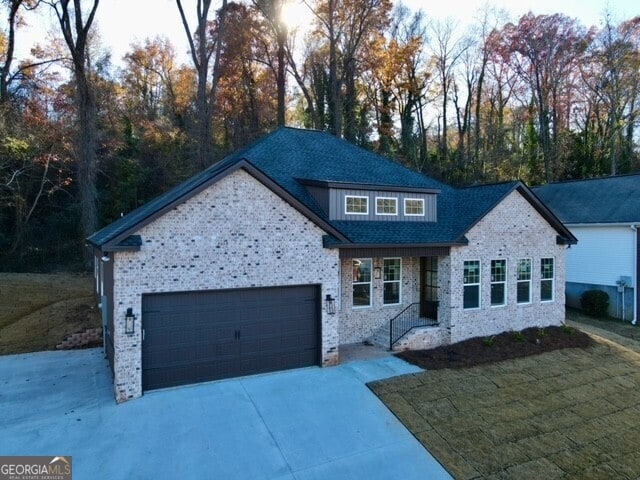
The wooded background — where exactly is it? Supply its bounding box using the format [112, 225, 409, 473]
[1, 0, 638, 271]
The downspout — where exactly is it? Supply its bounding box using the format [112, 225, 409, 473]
[632, 225, 638, 325]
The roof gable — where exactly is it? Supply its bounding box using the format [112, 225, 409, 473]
[533, 173, 640, 224]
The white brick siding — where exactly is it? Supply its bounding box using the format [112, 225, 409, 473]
[444, 190, 566, 344]
[111, 169, 340, 403]
[339, 257, 420, 344]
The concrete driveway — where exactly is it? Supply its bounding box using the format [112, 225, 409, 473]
[0, 348, 451, 479]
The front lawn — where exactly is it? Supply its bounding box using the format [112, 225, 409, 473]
[371, 331, 640, 479]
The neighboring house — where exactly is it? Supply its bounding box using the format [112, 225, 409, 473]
[533, 174, 640, 323]
[88, 127, 576, 403]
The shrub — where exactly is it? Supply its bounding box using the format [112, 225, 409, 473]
[482, 336, 496, 347]
[512, 331, 527, 343]
[580, 290, 610, 317]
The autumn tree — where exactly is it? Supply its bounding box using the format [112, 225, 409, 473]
[581, 15, 640, 175]
[500, 13, 591, 182]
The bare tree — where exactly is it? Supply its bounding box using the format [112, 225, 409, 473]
[45, 0, 99, 267]
[430, 18, 466, 162]
[176, 0, 228, 168]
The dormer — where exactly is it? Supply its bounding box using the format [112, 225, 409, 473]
[297, 179, 439, 222]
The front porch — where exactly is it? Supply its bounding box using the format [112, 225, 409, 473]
[338, 255, 450, 351]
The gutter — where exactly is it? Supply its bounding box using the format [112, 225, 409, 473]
[632, 225, 638, 325]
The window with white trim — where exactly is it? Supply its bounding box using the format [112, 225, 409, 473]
[463, 260, 481, 309]
[541, 258, 554, 302]
[490, 259, 507, 306]
[383, 258, 402, 305]
[376, 197, 398, 216]
[404, 198, 425, 216]
[352, 259, 372, 307]
[345, 195, 368, 215]
[517, 259, 532, 304]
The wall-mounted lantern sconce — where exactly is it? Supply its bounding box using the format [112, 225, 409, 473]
[125, 308, 136, 335]
[101, 254, 110, 262]
[325, 294, 336, 315]
[374, 267, 382, 279]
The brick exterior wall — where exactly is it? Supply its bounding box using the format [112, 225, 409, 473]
[111, 169, 340, 403]
[442, 190, 566, 344]
[339, 257, 420, 344]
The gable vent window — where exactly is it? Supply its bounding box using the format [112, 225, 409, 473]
[345, 195, 368, 215]
[376, 197, 398, 216]
[404, 198, 425, 216]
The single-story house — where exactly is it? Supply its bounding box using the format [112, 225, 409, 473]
[533, 174, 640, 323]
[88, 127, 576, 403]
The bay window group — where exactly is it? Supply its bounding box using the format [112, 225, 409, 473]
[463, 257, 554, 310]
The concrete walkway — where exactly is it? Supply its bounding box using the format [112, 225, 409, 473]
[0, 348, 451, 480]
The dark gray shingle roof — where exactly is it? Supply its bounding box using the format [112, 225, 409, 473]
[533, 174, 640, 224]
[89, 127, 573, 249]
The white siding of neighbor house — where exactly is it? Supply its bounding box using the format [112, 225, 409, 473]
[566, 226, 634, 286]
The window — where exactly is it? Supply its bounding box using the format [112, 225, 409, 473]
[352, 259, 372, 307]
[383, 258, 402, 305]
[491, 259, 507, 306]
[345, 195, 368, 215]
[463, 260, 481, 309]
[541, 258, 554, 302]
[376, 197, 398, 215]
[404, 198, 425, 216]
[517, 259, 532, 304]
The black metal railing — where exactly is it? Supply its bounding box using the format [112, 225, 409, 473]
[389, 302, 438, 350]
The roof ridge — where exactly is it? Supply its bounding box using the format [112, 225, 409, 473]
[535, 172, 640, 187]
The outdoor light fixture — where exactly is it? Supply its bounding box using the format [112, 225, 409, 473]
[374, 267, 382, 279]
[325, 294, 336, 315]
[101, 254, 110, 262]
[125, 308, 136, 335]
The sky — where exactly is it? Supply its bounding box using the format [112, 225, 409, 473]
[16, 0, 640, 67]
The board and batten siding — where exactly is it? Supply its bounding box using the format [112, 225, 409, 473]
[566, 226, 635, 286]
[328, 189, 437, 221]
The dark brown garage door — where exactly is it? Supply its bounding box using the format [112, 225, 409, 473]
[141, 285, 320, 391]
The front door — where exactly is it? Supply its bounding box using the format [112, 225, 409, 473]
[420, 257, 439, 319]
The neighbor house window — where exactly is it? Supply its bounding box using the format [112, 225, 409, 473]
[383, 258, 402, 305]
[463, 260, 481, 309]
[345, 195, 368, 215]
[517, 259, 532, 304]
[376, 197, 398, 216]
[541, 258, 554, 302]
[352, 259, 372, 307]
[404, 198, 425, 216]
[491, 259, 507, 306]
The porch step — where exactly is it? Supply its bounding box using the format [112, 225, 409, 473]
[367, 322, 392, 350]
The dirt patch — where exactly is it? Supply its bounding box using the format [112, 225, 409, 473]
[0, 273, 101, 355]
[396, 326, 594, 370]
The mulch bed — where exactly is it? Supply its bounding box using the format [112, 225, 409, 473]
[396, 325, 594, 370]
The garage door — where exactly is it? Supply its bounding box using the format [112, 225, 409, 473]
[141, 285, 320, 391]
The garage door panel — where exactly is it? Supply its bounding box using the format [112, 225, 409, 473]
[142, 285, 320, 391]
